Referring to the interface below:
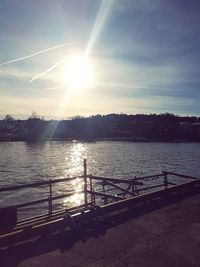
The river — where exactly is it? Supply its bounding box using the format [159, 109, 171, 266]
[0, 141, 199, 218]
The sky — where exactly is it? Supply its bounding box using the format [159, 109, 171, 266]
[0, 0, 200, 119]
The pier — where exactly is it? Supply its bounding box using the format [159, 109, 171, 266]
[0, 159, 200, 248]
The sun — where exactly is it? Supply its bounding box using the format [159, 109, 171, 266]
[65, 54, 92, 91]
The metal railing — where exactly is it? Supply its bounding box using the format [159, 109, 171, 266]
[0, 159, 199, 229]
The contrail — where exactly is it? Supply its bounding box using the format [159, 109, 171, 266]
[0, 42, 72, 66]
[29, 55, 69, 83]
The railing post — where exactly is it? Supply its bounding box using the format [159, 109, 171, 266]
[89, 174, 93, 205]
[93, 191, 96, 206]
[132, 177, 137, 196]
[48, 180, 52, 216]
[91, 175, 96, 205]
[163, 171, 168, 190]
[84, 159, 88, 208]
[102, 180, 107, 205]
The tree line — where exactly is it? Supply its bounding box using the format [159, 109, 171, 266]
[0, 113, 200, 142]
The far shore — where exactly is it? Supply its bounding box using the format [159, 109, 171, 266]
[0, 137, 200, 143]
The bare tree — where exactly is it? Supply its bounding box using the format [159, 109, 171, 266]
[29, 112, 39, 119]
[4, 114, 14, 123]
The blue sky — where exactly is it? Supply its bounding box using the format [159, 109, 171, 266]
[0, 0, 200, 118]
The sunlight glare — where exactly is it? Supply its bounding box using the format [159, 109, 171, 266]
[62, 143, 87, 207]
[65, 54, 93, 91]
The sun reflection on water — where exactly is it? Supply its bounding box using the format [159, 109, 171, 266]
[65, 192, 84, 206]
[67, 142, 87, 176]
[63, 142, 87, 207]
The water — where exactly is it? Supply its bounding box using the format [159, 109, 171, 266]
[0, 141, 199, 218]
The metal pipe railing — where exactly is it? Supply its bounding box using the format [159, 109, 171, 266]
[0, 175, 84, 192]
[6, 190, 84, 210]
[0, 159, 199, 229]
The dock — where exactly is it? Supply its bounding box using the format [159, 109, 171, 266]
[0, 159, 200, 248]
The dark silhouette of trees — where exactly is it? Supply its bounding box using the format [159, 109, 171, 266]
[0, 113, 200, 141]
[4, 114, 14, 124]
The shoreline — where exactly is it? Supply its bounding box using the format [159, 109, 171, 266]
[0, 138, 200, 143]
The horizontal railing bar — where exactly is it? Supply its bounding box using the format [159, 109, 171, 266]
[0, 175, 84, 192]
[10, 198, 51, 209]
[91, 174, 164, 183]
[2, 190, 84, 209]
[90, 176, 135, 184]
[135, 183, 164, 192]
[87, 190, 125, 200]
[134, 174, 164, 181]
[166, 171, 198, 180]
[50, 175, 84, 184]
[51, 191, 84, 202]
